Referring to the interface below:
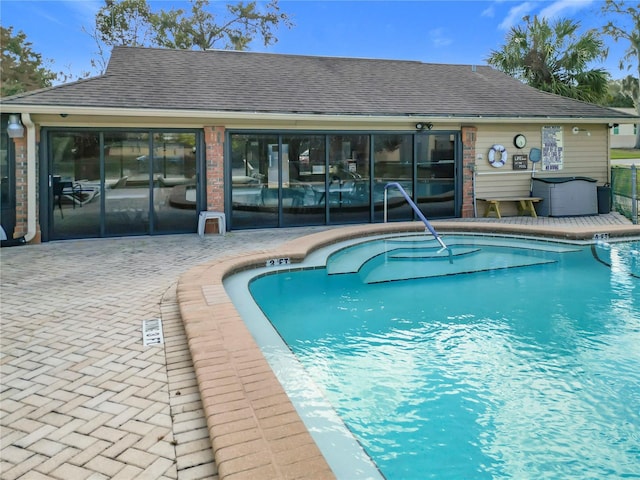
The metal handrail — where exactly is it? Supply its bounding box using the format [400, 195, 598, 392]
[383, 182, 449, 251]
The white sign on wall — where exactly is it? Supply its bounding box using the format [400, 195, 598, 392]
[541, 125, 564, 171]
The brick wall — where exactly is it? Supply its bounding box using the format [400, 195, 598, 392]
[461, 126, 477, 218]
[203, 126, 225, 211]
[12, 137, 29, 239]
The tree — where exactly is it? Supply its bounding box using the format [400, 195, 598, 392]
[89, 0, 293, 72]
[151, 0, 292, 50]
[603, 76, 636, 107]
[486, 16, 609, 103]
[88, 0, 154, 72]
[602, 0, 640, 148]
[1, 26, 58, 97]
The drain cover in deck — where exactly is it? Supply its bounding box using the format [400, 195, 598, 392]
[142, 318, 164, 346]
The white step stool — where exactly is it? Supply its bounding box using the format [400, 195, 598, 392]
[198, 211, 226, 236]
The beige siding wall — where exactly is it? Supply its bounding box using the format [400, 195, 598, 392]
[474, 124, 609, 216]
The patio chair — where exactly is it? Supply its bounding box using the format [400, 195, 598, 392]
[111, 176, 128, 189]
[52, 177, 66, 217]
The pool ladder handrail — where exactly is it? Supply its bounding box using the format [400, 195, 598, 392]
[383, 182, 450, 253]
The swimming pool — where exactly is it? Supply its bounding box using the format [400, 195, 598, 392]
[226, 234, 640, 479]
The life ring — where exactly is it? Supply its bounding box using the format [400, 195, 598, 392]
[488, 144, 508, 168]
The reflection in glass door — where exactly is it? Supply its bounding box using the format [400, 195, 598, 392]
[230, 134, 278, 229]
[103, 132, 150, 235]
[373, 134, 413, 222]
[51, 132, 102, 239]
[49, 130, 199, 240]
[152, 132, 198, 233]
[327, 134, 371, 224]
[416, 133, 456, 218]
[282, 134, 325, 226]
[229, 131, 459, 230]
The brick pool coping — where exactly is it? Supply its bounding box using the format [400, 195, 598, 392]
[177, 221, 640, 479]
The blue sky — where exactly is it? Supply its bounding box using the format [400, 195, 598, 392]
[0, 0, 634, 82]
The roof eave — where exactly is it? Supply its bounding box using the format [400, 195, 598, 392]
[3, 105, 638, 126]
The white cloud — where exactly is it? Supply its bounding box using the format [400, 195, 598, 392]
[499, 2, 535, 30]
[481, 5, 495, 18]
[63, 0, 102, 26]
[494, 0, 598, 31]
[539, 0, 596, 19]
[429, 28, 452, 47]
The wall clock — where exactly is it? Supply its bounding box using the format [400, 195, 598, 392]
[514, 134, 527, 149]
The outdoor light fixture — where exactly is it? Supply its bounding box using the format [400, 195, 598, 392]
[7, 114, 24, 139]
[415, 122, 433, 131]
[571, 126, 591, 137]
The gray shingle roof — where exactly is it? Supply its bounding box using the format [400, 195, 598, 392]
[2, 46, 635, 120]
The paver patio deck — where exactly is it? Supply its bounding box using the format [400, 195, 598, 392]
[1, 213, 638, 480]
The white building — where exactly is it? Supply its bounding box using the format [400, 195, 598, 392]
[611, 108, 638, 148]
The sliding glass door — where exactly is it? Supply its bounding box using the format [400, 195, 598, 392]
[48, 129, 200, 240]
[103, 132, 150, 236]
[229, 133, 278, 229]
[282, 134, 326, 227]
[50, 131, 102, 238]
[152, 132, 198, 233]
[229, 131, 459, 229]
[415, 133, 456, 218]
[327, 134, 371, 224]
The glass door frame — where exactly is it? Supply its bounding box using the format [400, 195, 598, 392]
[227, 129, 462, 229]
[412, 130, 461, 220]
[40, 127, 204, 241]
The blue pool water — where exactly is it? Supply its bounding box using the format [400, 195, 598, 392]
[245, 235, 640, 479]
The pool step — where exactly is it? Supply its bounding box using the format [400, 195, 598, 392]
[387, 246, 480, 259]
[326, 235, 440, 275]
[361, 250, 557, 284]
[327, 234, 580, 279]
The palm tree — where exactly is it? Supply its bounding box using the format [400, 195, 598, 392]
[487, 16, 609, 103]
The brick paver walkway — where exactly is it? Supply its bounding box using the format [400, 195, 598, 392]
[0, 228, 327, 480]
[1, 215, 637, 479]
